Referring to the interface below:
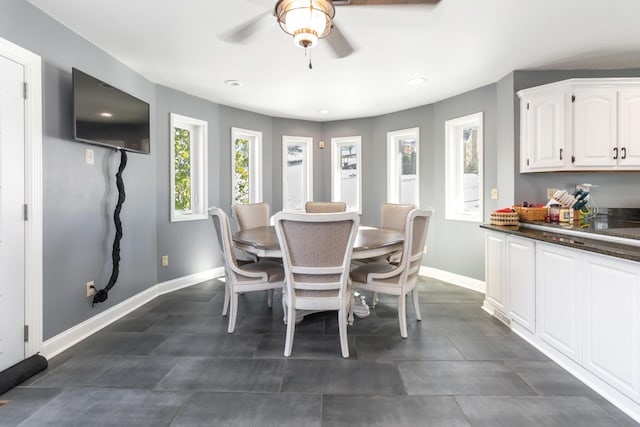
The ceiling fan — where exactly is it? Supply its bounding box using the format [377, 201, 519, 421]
[220, 0, 440, 59]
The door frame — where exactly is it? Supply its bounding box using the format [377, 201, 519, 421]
[0, 36, 43, 358]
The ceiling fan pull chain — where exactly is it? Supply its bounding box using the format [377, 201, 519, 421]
[308, 48, 313, 70]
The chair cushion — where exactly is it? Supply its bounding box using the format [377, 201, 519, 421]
[241, 261, 285, 283]
[350, 262, 398, 283]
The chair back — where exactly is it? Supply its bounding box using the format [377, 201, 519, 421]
[381, 203, 416, 231]
[304, 201, 347, 213]
[274, 211, 359, 295]
[399, 209, 433, 282]
[209, 207, 246, 282]
[232, 202, 270, 230]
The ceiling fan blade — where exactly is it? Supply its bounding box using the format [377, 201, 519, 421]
[326, 24, 355, 58]
[218, 10, 271, 43]
[334, 0, 439, 5]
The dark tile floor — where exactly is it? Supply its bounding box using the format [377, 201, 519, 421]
[1, 277, 639, 426]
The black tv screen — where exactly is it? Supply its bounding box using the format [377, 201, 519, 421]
[73, 68, 150, 154]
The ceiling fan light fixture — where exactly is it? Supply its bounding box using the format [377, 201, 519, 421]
[276, 0, 335, 49]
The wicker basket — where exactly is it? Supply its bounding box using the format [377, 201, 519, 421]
[512, 206, 548, 221]
[490, 211, 519, 226]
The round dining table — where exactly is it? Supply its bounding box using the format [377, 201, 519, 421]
[232, 225, 404, 260]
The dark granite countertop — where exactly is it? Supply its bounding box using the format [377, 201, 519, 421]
[480, 222, 640, 263]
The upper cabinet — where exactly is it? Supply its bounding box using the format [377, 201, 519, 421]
[518, 78, 640, 173]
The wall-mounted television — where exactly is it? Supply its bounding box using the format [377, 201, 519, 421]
[73, 68, 150, 154]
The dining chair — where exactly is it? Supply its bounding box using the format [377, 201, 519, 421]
[232, 202, 270, 231]
[304, 201, 347, 213]
[349, 208, 433, 338]
[274, 211, 359, 358]
[209, 207, 285, 333]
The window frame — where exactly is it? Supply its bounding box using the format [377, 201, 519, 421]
[444, 112, 484, 222]
[231, 127, 263, 205]
[331, 136, 362, 214]
[282, 135, 313, 212]
[169, 113, 208, 222]
[387, 127, 420, 206]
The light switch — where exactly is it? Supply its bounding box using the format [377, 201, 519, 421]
[84, 148, 94, 165]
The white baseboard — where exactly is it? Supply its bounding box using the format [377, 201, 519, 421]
[420, 266, 486, 294]
[42, 267, 224, 359]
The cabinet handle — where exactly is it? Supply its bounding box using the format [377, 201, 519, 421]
[559, 148, 563, 160]
[613, 147, 618, 160]
[621, 147, 627, 160]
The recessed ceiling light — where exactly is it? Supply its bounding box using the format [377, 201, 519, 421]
[225, 79, 242, 87]
[319, 109, 329, 114]
[408, 77, 426, 86]
[100, 112, 113, 117]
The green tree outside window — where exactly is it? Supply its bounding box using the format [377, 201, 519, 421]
[234, 138, 250, 204]
[174, 127, 191, 211]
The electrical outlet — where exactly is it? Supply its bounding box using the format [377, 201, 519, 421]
[161, 255, 169, 267]
[84, 148, 94, 165]
[491, 188, 498, 199]
[86, 280, 95, 297]
[423, 245, 427, 254]
[547, 187, 559, 200]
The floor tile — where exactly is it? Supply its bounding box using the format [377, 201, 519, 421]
[413, 316, 511, 337]
[449, 336, 549, 360]
[17, 388, 189, 427]
[30, 355, 180, 389]
[505, 360, 600, 396]
[323, 395, 470, 427]
[151, 333, 262, 357]
[146, 314, 231, 335]
[237, 313, 325, 335]
[105, 311, 167, 332]
[0, 388, 62, 427]
[398, 361, 536, 395]
[254, 334, 356, 359]
[280, 359, 405, 395]
[147, 300, 220, 315]
[155, 357, 285, 392]
[355, 335, 464, 361]
[171, 392, 320, 427]
[61, 331, 168, 356]
[455, 396, 623, 427]
[326, 316, 413, 336]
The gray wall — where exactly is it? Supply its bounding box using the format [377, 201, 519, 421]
[513, 69, 640, 208]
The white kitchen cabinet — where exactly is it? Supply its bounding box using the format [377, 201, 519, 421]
[572, 88, 617, 167]
[484, 231, 507, 319]
[518, 78, 640, 172]
[519, 87, 568, 172]
[618, 88, 640, 167]
[582, 253, 640, 401]
[507, 236, 535, 332]
[536, 242, 582, 363]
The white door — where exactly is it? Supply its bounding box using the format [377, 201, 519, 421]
[522, 89, 566, 171]
[484, 231, 506, 315]
[618, 88, 640, 167]
[507, 236, 536, 333]
[572, 88, 618, 167]
[0, 54, 25, 371]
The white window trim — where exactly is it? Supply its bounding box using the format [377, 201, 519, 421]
[282, 135, 313, 212]
[387, 127, 420, 206]
[331, 136, 362, 214]
[170, 113, 208, 222]
[445, 112, 483, 222]
[231, 127, 263, 204]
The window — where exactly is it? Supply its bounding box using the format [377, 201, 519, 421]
[331, 136, 362, 214]
[282, 135, 313, 211]
[387, 127, 419, 206]
[231, 127, 263, 204]
[445, 112, 483, 222]
[170, 113, 208, 222]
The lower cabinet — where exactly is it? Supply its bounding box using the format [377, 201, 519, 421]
[484, 231, 506, 317]
[536, 242, 583, 363]
[583, 253, 640, 401]
[507, 236, 536, 332]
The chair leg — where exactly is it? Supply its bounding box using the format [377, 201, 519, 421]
[348, 292, 355, 325]
[371, 291, 378, 308]
[222, 278, 230, 317]
[398, 294, 408, 338]
[412, 288, 422, 321]
[267, 288, 274, 308]
[284, 300, 296, 357]
[228, 291, 239, 334]
[338, 308, 350, 358]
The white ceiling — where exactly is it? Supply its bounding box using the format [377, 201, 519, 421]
[28, 0, 640, 121]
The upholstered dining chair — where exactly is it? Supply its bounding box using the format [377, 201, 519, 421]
[274, 211, 359, 358]
[209, 207, 284, 333]
[350, 208, 433, 338]
[232, 202, 270, 231]
[304, 201, 347, 213]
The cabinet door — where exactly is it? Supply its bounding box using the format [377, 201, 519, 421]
[618, 88, 640, 167]
[573, 88, 617, 167]
[536, 243, 582, 362]
[583, 253, 640, 400]
[521, 91, 567, 171]
[485, 231, 506, 315]
[507, 236, 535, 332]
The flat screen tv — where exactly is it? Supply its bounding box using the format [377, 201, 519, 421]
[73, 68, 150, 154]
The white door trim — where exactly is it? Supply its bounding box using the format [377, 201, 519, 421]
[0, 36, 43, 357]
